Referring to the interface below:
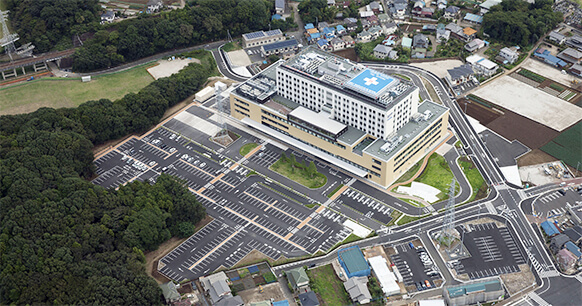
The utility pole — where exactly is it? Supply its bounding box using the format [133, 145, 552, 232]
[439, 178, 457, 244]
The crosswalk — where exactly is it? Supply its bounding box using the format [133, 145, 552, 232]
[485, 201, 496, 214]
[537, 191, 561, 204]
[528, 292, 551, 306]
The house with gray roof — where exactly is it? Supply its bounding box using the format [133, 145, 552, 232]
[558, 47, 582, 63]
[159, 282, 181, 304]
[287, 267, 309, 292]
[548, 31, 566, 45]
[275, 0, 285, 14]
[298, 291, 319, 306]
[374, 44, 398, 60]
[444, 6, 460, 19]
[551, 234, 571, 253]
[447, 64, 474, 86]
[200, 272, 233, 304]
[437, 29, 450, 42]
[344, 276, 372, 304]
[215, 296, 244, 306]
[384, 22, 398, 35]
[413, 34, 429, 49]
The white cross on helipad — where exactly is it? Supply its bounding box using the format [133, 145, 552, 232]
[364, 77, 379, 86]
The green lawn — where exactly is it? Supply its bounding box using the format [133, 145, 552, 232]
[239, 142, 258, 156]
[326, 184, 344, 198]
[397, 214, 428, 225]
[457, 157, 488, 203]
[306, 264, 351, 306]
[222, 41, 242, 52]
[414, 153, 458, 201]
[270, 157, 327, 189]
[0, 63, 154, 115]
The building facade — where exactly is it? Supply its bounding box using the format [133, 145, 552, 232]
[229, 47, 449, 187]
[242, 29, 285, 48]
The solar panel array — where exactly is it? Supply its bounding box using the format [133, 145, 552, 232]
[243, 31, 266, 40]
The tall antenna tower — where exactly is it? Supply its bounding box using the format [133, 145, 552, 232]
[215, 82, 226, 131]
[0, 10, 19, 60]
[440, 178, 457, 242]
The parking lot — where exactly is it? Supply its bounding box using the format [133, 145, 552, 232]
[534, 189, 582, 219]
[452, 222, 526, 280]
[92, 106, 353, 282]
[336, 188, 393, 224]
[390, 241, 442, 292]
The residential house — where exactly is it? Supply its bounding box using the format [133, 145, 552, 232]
[423, 24, 437, 32]
[463, 28, 477, 41]
[344, 276, 372, 304]
[464, 39, 485, 53]
[480, 0, 502, 14]
[444, 6, 460, 19]
[357, 30, 372, 42]
[378, 13, 391, 24]
[436, 29, 451, 42]
[368, 14, 379, 26]
[466, 54, 499, 76]
[200, 272, 233, 304]
[100, 11, 115, 23]
[336, 24, 347, 35]
[401, 37, 413, 49]
[342, 1, 350, 9]
[159, 282, 181, 304]
[275, 0, 285, 14]
[419, 7, 435, 18]
[384, 22, 398, 35]
[298, 292, 319, 306]
[215, 296, 244, 306]
[464, 13, 484, 24]
[331, 37, 346, 51]
[146, 0, 163, 13]
[390, 2, 408, 19]
[446, 23, 470, 42]
[447, 64, 474, 86]
[369, 25, 384, 39]
[360, 10, 374, 18]
[558, 47, 582, 64]
[361, 19, 372, 29]
[374, 44, 398, 59]
[548, 31, 566, 45]
[370, 1, 384, 14]
[344, 18, 358, 32]
[551, 234, 571, 253]
[533, 48, 568, 68]
[305, 23, 315, 30]
[382, 35, 397, 46]
[323, 27, 336, 39]
[563, 226, 582, 245]
[412, 48, 427, 59]
[413, 0, 425, 13]
[557, 248, 578, 271]
[317, 39, 330, 50]
[327, 0, 336, 6]
[343, 35, 355, 47]
[568, 63, 582, 76]
[565, 241, 582, 260]
[287, 267, 310, 292]
[413, 34, 429, 49]
[437, 0, 448, 10]
[318, 22, 330, 31]
[540, 220, 561, 238]
[307, 32, 322, 44]
[497, 47, 519, 64]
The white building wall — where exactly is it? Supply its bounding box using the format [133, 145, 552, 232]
[276, 67, 419, 140]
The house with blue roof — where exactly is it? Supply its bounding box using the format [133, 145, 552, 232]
[534, 48, 568, 68]
[464, 13, 484, 24]
[308, 32, 322, 44]
[336, 24, 346, 35]
[305, 23, 315, 30]
[541, 220, 561, 237]
[317, 39, 330, 50]
[565, 241, 582, 259]
[323, 27, 336, 39]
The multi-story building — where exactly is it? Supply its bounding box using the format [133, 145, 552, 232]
[229, 47, 449, 187]
[242, 29, 285, 48]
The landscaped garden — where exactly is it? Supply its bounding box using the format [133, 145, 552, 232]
[413, 154, 459, 200]
[269, 153, 327, 188]
[457, 157, 488, 202]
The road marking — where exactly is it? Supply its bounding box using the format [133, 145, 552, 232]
[244, 144, 264, 159]
[180, 159, 215, 178]
[188, 230, 240, 270]
[189, 187, 215, 203]
[209, 173, 225, 184]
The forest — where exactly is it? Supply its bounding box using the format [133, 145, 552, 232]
[0, 51, 215, 304]
[5, 0, 278, 72]
[483, 0, 563, 46]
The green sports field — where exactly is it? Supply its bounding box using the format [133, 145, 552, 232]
[0, 64, 154, 115]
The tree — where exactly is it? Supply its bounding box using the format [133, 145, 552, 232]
[290, 154, 297, 173]
[307, 161, 317, 178]
[281, 151, 288, 162]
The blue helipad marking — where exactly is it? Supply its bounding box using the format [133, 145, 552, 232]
[346, 69, 395, 95]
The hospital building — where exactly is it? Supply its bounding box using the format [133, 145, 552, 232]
[229, 46, 449, 187]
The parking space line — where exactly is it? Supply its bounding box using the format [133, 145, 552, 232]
[188, 231, 240, 270]
[189, 187, 215, 203]
[179, 160, 216, 178]
[163, 149, 177, 160]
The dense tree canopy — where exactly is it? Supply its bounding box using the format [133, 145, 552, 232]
[5, 0, 101, 52]
[72, 0, 273, 71]
[0, 52, 213, 304]
[483, 0, 562, 46]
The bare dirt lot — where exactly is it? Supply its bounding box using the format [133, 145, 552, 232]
[332, 48, 358, 62]
[147, 58, 201, 79]
[227, 50, 252, 67]
[411, 59, 464, 79]
[472, 76, 582, 131]
[521, 58, 580, 87]
[237, 282, 291, 305]
[461, 98, 559, 150]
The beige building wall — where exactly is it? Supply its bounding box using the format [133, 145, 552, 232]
[230, 94, 449, 187]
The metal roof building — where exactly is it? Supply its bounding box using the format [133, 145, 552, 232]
[444, 278, 504, 306]
[463, 13, 483, 24]
[338, 246, 370, 278]
[541, 220, 561, 237]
